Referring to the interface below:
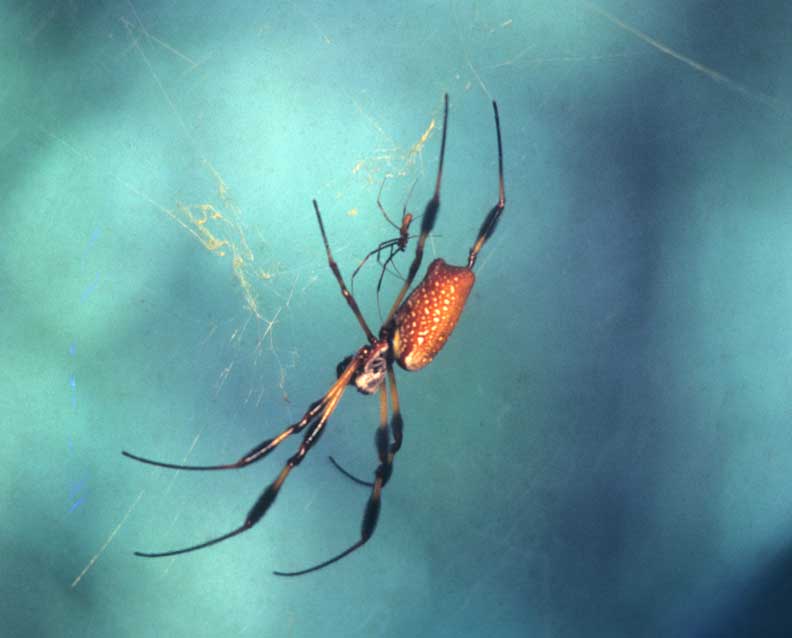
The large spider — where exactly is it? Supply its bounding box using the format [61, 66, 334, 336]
[123, 94, 505, 576]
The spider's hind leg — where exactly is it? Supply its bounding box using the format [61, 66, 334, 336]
[275, 366, 404, 576]
[329, 455, 374, 487]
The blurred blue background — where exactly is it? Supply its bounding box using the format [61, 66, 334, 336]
[3, 1, 792, 636]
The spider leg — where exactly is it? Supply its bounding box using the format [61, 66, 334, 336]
[385, 367, 404, 455]
[357, 177, 418, 317]
[274, 366, 404, 576]
[133, 413, 332, 558]
[376, 177, 401, 230]
[467, 100, 505, 270]
[313, 199, 377, 344]
[133, 354, 361, 559]
[122, 395, 328, 471]
[327, 355, 405, 485]
[376, 243, 405, 288]
[134, 412, 330, 559]
[376, 236, 423, 295]
[374, 243, 404, 321]
[384, 94, 449, 324]
[328, 348, 408, 487]
[400, 177, 419, 225]
[328, 455, 374, 487]
[350, 238, 402, 297]
[374, 240, 397, 272]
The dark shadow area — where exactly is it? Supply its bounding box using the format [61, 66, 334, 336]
[700, 543, 792, 637]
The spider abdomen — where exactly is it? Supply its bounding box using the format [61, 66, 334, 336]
[391, 258, 475, 371]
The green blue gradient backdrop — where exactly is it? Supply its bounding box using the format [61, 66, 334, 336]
[4, 1, 792, 636]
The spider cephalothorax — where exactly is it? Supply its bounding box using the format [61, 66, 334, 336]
[337, 342, 390, 395]
[124, 93, 506, 576]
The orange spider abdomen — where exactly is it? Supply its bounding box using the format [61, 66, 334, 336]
[391, 258, 475, 371]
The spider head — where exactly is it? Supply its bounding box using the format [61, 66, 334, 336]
[337, 342, 389, 395]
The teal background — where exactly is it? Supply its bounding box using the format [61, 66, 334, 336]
[4, 1, 792, 636]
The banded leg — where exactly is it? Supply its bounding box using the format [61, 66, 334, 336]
[121, 344, 370, 472]
[466, 100, 505, 270]
[277, 366, 405, 576]
[328, 365, 404, 486]
[385, 366, 404, 457]
[130, 353, 361, 559]
[313, 199, 377, 344]
[384, 93, 449, 324]
[122, 398, 326, 472]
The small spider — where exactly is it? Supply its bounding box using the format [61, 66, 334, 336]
[124, 94, 506, 576]
[350, 177, 417, 317]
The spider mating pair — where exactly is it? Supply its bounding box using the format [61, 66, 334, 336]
[124, 93, 506, 576]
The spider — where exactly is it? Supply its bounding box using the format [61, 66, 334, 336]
[350, 177, 417, 316]
[123, 93, 505, 577]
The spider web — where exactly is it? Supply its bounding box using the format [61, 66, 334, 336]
[60, 2, 448, 596]
[6, 1, 791, 637]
